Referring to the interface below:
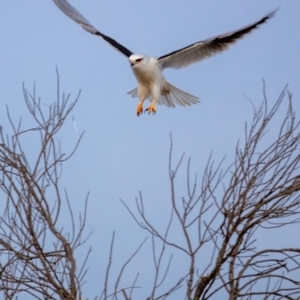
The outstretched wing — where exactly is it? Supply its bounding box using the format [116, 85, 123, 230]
[158, 9, 277, 69]
[53, 0, 133, 57]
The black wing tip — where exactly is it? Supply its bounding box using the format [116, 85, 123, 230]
[218, 7, 278, 40]
[245, 7, 279, 30]
[267, 6, 280, 18]
[249, 7, 278, 31]
[261, 6, 280, 23]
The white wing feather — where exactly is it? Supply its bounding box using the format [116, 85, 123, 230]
[53, 0, 133, 57]
[53, 0, 97, 34]
[157, 10, 277, 70]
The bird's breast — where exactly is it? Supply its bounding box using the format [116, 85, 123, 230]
[132, 63, 162, 86]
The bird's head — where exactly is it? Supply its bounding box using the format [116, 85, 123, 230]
[129, 54, 146, 67]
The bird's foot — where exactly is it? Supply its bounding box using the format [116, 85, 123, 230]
[145, 103, 156, 115]
[136, 102, 144, 116]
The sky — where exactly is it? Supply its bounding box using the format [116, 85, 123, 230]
[0, 0, 300, 299]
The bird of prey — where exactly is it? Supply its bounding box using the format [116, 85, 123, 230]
[53, 0, 277, 116]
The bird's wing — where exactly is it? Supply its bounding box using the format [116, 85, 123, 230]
[53, 0, 133, 57]
[157, 9, 277, 69]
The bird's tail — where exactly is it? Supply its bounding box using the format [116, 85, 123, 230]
[127, 82, 200, 108]
[159, 81, 200, 107]
[127, 87, 139, 98]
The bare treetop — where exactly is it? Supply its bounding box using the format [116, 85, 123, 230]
[120, 84, 300, 300]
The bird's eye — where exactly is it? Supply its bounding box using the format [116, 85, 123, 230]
[135, 58, 143, 63]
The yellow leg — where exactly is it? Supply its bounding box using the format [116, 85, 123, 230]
[145, 101, 157, 115]
[136, 100, 145, 116]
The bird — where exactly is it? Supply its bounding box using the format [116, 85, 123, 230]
[53, 0, 277, 116]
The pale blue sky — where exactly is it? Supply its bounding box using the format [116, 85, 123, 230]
[1, 0, 299, 299]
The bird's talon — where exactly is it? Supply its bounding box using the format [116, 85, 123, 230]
[136, 103, 144, 116]
[145, 103, 157, 115]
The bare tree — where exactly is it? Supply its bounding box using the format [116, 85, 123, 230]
[119, 83, 300, 300]
[0, 71, 91, 300]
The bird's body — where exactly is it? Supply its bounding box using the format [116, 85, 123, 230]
[131, 56, 163, 98]
[53, 0, 277, 115]
[128, 55, 200, 114]
[130, 56, 164, 114]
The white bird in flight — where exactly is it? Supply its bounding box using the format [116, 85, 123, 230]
[53, 0, 277, 116]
